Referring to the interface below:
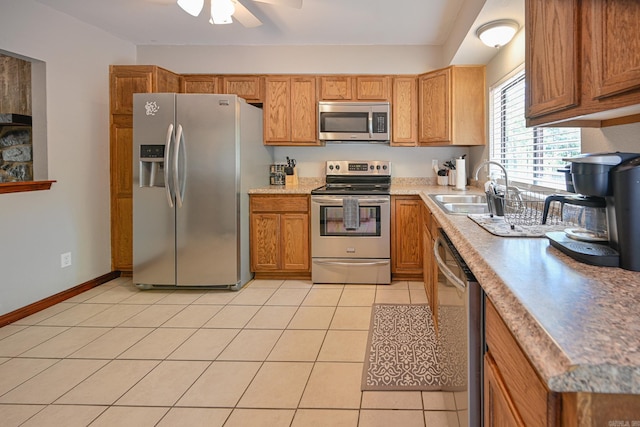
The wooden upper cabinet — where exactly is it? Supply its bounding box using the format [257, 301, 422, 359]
[525, 0, 579, 119]
[418, 66, 485, 146]
[222, 75, 264, 103]
[418, 68, 450, 144]
[290, 77, 318, 142]
[355, 76, 390, 100]
[110, 65, 180, 114]
[525, 0, 640, 127]
[264, 75, 319, 145]
[319, 75, 390, 101]
[392, 76, 418, 146]
[264, 77, 291, 143]
[156, 68, 182, 93]
[181, 74, 220, 93]
[589, 0, 640, 100]
[110, 66, 154, 115]
[319, 76, 352, 100]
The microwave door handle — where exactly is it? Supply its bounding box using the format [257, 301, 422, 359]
[164, 123, 174, 208]
[433, 237, 467, 293]
[368, 110, 373, 139]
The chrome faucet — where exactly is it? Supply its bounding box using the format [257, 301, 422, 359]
[473, 160, 510, 192]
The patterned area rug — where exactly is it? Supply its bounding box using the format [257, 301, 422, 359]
[362, 303, 451, 391]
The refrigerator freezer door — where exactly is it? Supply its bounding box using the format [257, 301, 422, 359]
[133, 93, 177, 287]
[175, 95, 240, 286]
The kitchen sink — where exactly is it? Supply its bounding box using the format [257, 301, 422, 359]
[429, 194, 489, 215]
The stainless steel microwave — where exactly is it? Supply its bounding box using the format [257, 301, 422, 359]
[318, 101, 390, 143]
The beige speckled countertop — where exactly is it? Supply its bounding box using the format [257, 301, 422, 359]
[249, 180, 640, 394]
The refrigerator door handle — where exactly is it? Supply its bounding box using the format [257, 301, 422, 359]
[164, 123, 174, 208]
[174, 124, 186, 208]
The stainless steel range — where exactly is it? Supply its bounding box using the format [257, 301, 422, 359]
[311, 160, 391, 284]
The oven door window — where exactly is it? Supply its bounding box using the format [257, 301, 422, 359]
[320, 112, 369, 133]
[319, 205, 381, 236]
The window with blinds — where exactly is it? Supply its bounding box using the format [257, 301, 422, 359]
[489, 69, 581, 190]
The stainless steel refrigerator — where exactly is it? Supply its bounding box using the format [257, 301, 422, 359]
[132, 93, 273, 290]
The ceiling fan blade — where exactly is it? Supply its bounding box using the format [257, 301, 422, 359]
[231, 0, 263, 27]
[253, 0, 302, 9]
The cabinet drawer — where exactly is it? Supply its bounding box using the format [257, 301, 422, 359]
[485, 299, 560, 427]
[250, 195, 308, 213]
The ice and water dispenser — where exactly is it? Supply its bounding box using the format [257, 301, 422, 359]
[139, 144, 166, 187]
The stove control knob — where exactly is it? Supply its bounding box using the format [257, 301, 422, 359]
[329, 165, 334, 170]
[335, 165, 340, 170]
[370, 165, 374, 170]
[376, 165, 381, 170]
[383, 165, 388, 170]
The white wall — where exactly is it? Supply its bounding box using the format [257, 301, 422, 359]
[0, 0, 136, 316]
[137, 45, 444, 75]
[138, 44, 472, 178]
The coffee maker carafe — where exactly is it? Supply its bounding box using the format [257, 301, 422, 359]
[545, 152, 640, 271]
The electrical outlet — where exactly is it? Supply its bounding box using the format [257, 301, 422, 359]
[60, 252, 72, 268]
[431, 159, 439, 171]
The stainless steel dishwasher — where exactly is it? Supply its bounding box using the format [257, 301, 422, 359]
[434, 229, 484, 426]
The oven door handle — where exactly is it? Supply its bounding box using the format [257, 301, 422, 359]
[314, 259, 390, 267]
[312, 197, 390, 205]
[433, 237, 467, 293]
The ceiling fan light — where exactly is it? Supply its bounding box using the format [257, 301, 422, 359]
[476, 19, 519, 48]
[211, 0, 235, 24]
[177, 0, 204, 17]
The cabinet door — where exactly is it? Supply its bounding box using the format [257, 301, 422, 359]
[281, 213, 310, 271]
[222, 75, 263, 103]
[392, 76, 418, 146]
[319, 76, 352, 100]
[264, 77, 291, 143]
[290, 77, 318, 143]
[156, 68, 181, 93]
[355, 76, 390, 100]
[525, 0, 579, 118]
[590, 0, 640, 99]
[109, 66, 153, 115]
[418, 68, 451, 144]
[181, 75, 220, 93]
[250, 213, 281, 271]
[391, 197, 423, 276]
[484, 354, 526, 427]
[110, 115, 133, 271]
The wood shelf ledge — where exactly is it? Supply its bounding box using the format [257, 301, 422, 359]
[0, 180, 56, 194]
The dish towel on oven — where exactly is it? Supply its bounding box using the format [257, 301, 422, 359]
[343, 197, 360, 230]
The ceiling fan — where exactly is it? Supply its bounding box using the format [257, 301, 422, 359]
[177, 0, 302, 28]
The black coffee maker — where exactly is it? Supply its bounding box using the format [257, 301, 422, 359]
[546, 152, 640, 271]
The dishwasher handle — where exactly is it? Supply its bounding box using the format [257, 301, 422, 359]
[433, 237, 467, 293]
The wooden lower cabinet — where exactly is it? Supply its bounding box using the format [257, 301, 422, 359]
[484, 353, 526, 426]
[391, 196, 423, 279]
[485, 298, 640, 426]
[249, 195, 310, 278]
[485, 299, 560, 427]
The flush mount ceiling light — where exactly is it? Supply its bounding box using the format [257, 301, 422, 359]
[177, 0, 302, 28]
[476, 19, 520, 48]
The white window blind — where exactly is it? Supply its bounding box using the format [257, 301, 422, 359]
[490, 69, 581, 190]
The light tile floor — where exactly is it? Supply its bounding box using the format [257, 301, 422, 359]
[0, 277, 464, 427]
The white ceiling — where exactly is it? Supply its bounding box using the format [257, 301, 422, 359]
[33, 0, 523, 54]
